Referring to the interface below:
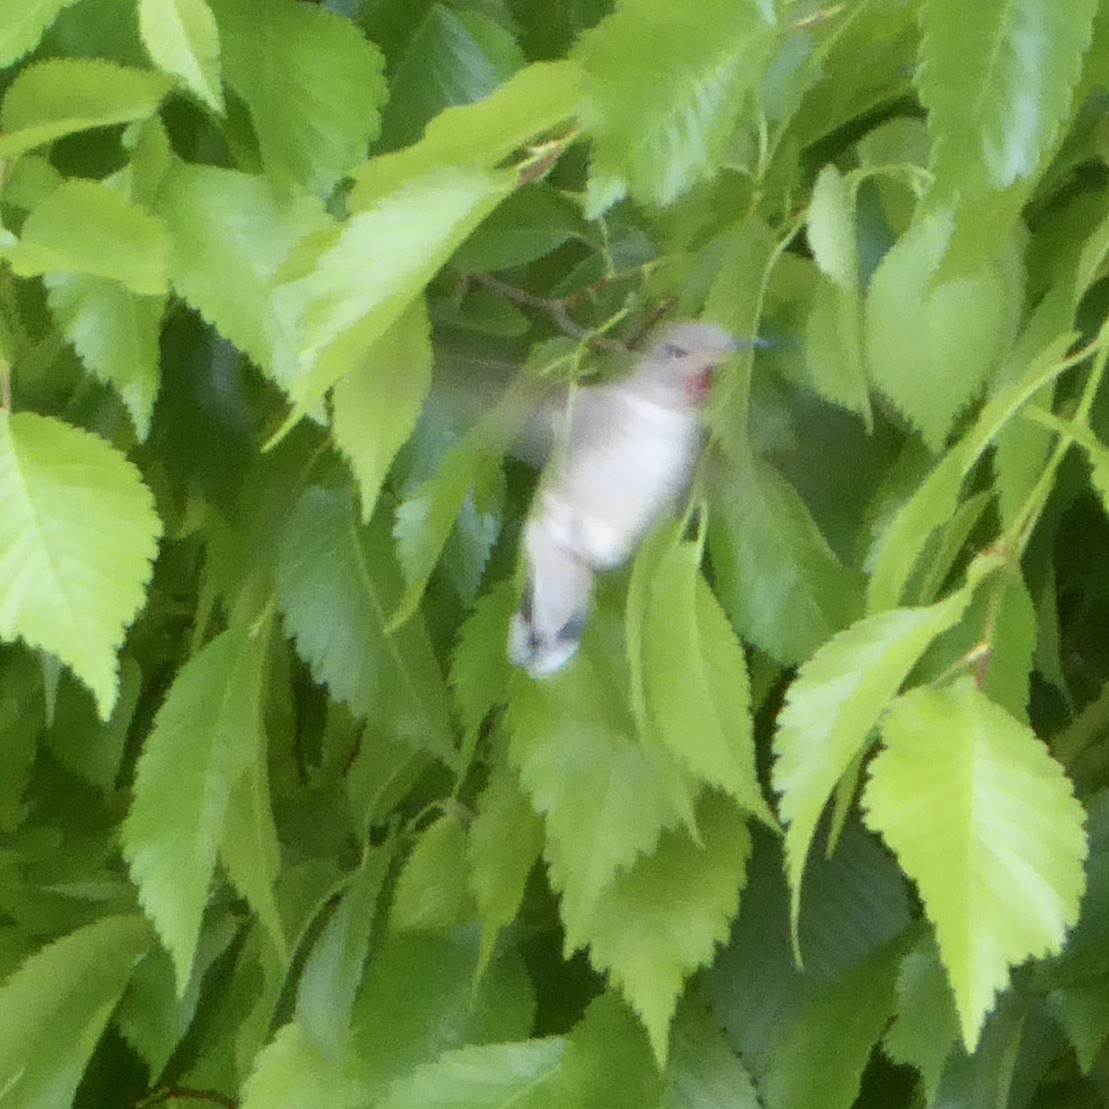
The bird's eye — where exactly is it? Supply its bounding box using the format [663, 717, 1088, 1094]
[662, 343, 688, 357]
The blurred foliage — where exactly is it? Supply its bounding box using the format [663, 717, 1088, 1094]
[0, 0, 1106, 1105]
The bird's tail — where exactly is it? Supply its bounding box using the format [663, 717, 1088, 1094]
[508, 517, 595, 678]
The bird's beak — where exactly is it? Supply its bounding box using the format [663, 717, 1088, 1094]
[725, 335, 774, 351]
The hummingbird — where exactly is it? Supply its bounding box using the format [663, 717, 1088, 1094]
[508, 320, 749, 678]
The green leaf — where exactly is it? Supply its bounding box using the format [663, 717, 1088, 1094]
[708, 454, 862, 666]
[804, 166, 869, 421]
[274, 487, 455, 761]
[781, 1, 916, 154]
[348, 931, 535, 1096]
[865, 212, 1022, 450]
[451, 184, 582, 273]
[347, 60, 582, 210]
[45, 275, 163, 438]
[41, 655, 139, 792]
[391, 397, 519, 629]
[126, 114, 175, 207]
[1073, 424, 1109, 519]
[867, 444, 970, 613]
[1052, 790, 1109, 979]
[375, 1039, 567, 1109]
[0, 412, 160, 719]
[0, 58, 171, 158]
[0, 0, 80, 68]
[808, 165, 857, 291]
[220, 743, 284, 955]
[331, 298, 433, 523]
[639, 538, 773, 823]
[0, 915, 152, 1109]
[917, 0, 1099, 192]
[450, 581, 517, 736]
[883, 935, 961, 1100]
[390, 814, 474, 932]
[0, 655, 43, 830]
[157, 161, 332, 376]
[5, 180, 170, 296]
[122, 627, 268, 990]
[272, 166, 513, 426]
[116, 915, 238, 1079]
[240, 1024, 360, 1109]
[773, 580, 980, 941]
[1051, 978, 1109, 1074]
[467, 764, 544, 967]
[2, 154, 62, 212]
[380, 4, 525, 152]
[665, 1000, 759, 1108]
[547, 992, 663, 1108]
[506, 610, 701, 934]
[138, 0, 224, 112]
[805, 278, 870, 422]
[295, 848, 392, 1055]
[578, 792, 752, 1066]
[862, 678, 1089, 1049]
[928, 990, 1040, 1106]
[976, 574, 1038, 720]
[209, 0, 386, 195]
[576, 0, 777, 210]
[381, 1038, 567, 1109]
[700, 216, 776, 447]
[706, 823, 912, 1078]
[759, 937, 904, 1109]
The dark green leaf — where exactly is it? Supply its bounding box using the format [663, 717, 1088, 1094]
[708, 454, 862, 666]
[210, 0, 387, 194]
[275, 486, 455, 762]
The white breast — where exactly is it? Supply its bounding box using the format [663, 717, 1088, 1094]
[539, 390, 702, 570]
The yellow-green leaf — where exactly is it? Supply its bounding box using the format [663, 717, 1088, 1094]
[863, 678, 1088, 1049]
[122, 627, 268, 990]
[0, 59, 171, 158]
[0, 412, 160, 719]
[139, 0, 224, 112]
[773, 581, 980, 943]
[5, 180, 170, 296]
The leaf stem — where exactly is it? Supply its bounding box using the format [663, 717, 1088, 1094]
[790, 4, 846, 31]
[1008, 327, 1109, 557]
[515, 127, 581, 187]
[731, 207, 809, 438]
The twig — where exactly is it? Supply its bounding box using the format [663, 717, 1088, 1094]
[0, 361, 10, 413]
[624, 299, 674, 347]
[470, 273, 627, 351]
[137, 1087, 238, 1108]
[791, 4, 846, 31]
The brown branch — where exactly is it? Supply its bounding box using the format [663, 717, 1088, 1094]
[470, 273, 626, 351]
[624, 299, 674, 348]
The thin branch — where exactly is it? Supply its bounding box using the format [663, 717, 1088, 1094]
[470, 273, 627, 351]
[137, 1087, 238, 1108]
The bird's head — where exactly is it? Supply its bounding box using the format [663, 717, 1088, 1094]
[631, 320, 755, 407]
